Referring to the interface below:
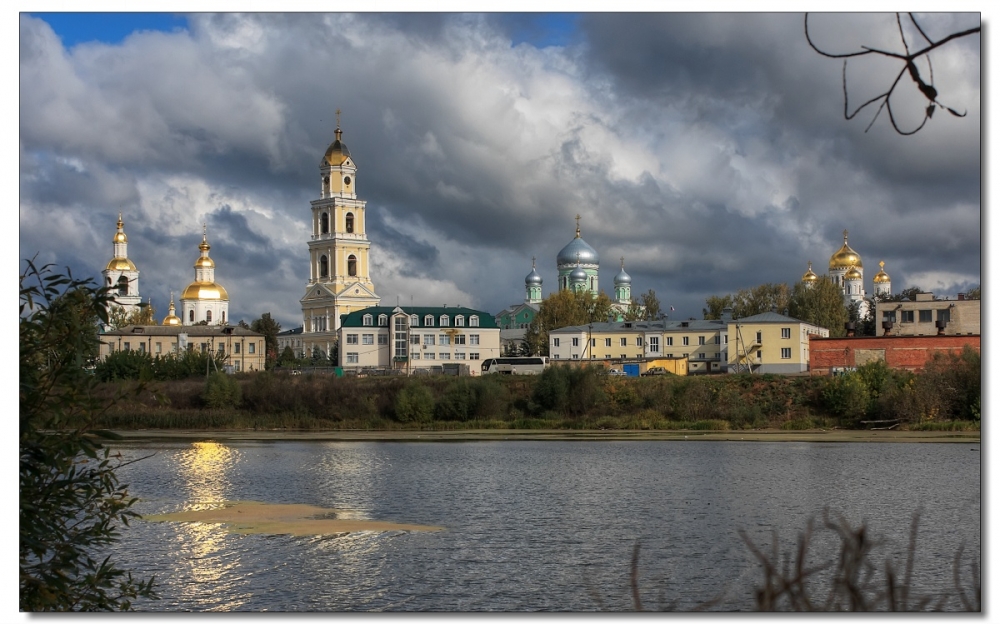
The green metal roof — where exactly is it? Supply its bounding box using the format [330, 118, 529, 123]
[340, 306, 500, 329]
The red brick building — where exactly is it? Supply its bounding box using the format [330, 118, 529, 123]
[808, 334, 980, 375]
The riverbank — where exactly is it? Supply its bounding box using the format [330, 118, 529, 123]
[111, 428, 981, 444]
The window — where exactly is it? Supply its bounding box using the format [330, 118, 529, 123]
[572, 338, 579, 347]
[756, 331, 762, 343]
[470, 353, 480, 360]
[552, 354, 560, 359]
[455, 352, 466, 360]
[637, 337, 644, 346]
[362, 334, 374, 345]
[345, 212, 354, 233]
[470, 334, 480, 345]
[900, 310, 914, 323]
[123, 341, 131, 352]
[222, 311, 226, 324]
[117, 276, 128, 297]
[348, 254, 357, 277]
[363, 314, 373, 326]
[346, 352, 359, 363]
[425, 315, 435, 327]
[378, 314, 388, 326]
[667, 337, 673, 346]
[699, 353, 705, 359]
[217, 344, 224, 355]
[138, 342, 146, 353]
[649, 337, 659, 352]
[620, 354, 627, 360]
[883, 311, 897, 323]
[454, 335, 466, 345]
[347, 334, 358, 344]
[411, 352, 420, 360]
[572, 354, 579, 359]
[439, 335, 451, 346]
[206, 310, 212, 323]
[249, 343, 256, 354]
[155, 342, 162, 354]
[321, 212, 329, 234]
[756, 350, 761, 361]
[698, 335, 705, 345]
[781, 327, 791, 339]
[470, 316, 479, 327]
[189, 310, 195, 322]
[455, 315, 465, 327]
[590, 338, 596, 347]
[320, 255, 329, 278]
[378, 334, 388, 345]
[605, 338, 612, 347]
[411, 334, 420, 345]
[683, 336, 689, 346]
[439, 315, 449, 327]
[715, 336, 721, 344]
[424, 334, 435, 346]
[666, 353, 673, 358]
[234, 343, 241, 354]
[395, 317, 408, 358]
[620, 338, 627, 347]
[440, 353, 451, 360]
[553, 338, 560, 347]
[425, 352, 435, 360]
[411, 314, 420, 326]
[919, 310, 933, 323]
[937, 309, 951, 323]
[781, 348, 792, 359]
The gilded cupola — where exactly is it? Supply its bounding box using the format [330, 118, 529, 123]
[829, 229, 863, 271]
[873, 260, 891, 284]
[162, 294, 182, 326]
[181, 227, 229, 302]
[801, 261, 818, 284]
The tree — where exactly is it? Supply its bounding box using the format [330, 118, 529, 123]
[107, 302, 157, 330]
[20, 260, 156, 610]
[805, 13, 980, 135]
[625, 289, 664, 321]
[250, 313, 281, 369]
[704, 284, 790, 320]
[525, 289, 615, 356]
[966, 285, 980, 300]
[787, 276, 850, 337]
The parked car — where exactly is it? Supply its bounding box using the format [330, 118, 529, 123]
[606, 369, 627, 376]
[641, 367, 670, 376]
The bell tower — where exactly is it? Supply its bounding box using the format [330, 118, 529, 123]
[300, 111, 380, 357]
[102, 212, 141, 318]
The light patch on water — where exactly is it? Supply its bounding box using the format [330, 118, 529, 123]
[144, 501, 444, 536]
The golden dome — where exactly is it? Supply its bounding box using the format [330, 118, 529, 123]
[829, 229, 862, 270]
[873, 260, 891, 284]
[194, 256, 216, 269]
[113, 213, 127, 243]
[801, 261, 818, 283]
[322, 126, 351, 166]
[162, 296, 182, 326]
[181, 281, 229, 301]
[845, 266, 862, 280]
[106, 257, 137, 271]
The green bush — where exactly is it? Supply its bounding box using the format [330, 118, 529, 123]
[203, 372, 242, 409]
[395, 382, 435, 423]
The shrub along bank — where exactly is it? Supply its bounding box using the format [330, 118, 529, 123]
[91, 347, 980, 432]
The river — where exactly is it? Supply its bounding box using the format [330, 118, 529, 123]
[108, 440, 981, 611]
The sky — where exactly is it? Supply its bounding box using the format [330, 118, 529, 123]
[18, 12, 982, 331]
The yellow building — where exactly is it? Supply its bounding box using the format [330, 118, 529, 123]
[99, 325, 267, 372]
[725, 311, 829, 374]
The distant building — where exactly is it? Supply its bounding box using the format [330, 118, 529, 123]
[101, 213, 141, 325]
[338, 306, 500, 375]
[876, 292, 980, 337]
[276, 326, 306, 359]
[726, 310, 829, 374]
[99, 325, 266, 372]
[801, 230, 893, 318]
[180, 227, 230, 326]
[809, 334, 980, 375]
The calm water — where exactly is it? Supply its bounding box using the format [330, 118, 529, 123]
[108, 440, 981, 611]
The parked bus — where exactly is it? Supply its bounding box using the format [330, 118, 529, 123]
[480, 356, 548, 375]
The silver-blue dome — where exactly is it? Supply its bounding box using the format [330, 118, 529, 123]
[557, 236, 599, 266]
[614, 267, 632, 285]
[570, 265, 588, 282]
[525, 267, 543, 285]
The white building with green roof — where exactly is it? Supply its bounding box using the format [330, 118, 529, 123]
[338, 305, 501, 374]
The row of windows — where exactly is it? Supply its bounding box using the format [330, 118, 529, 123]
[113, 341, 255, 354]
[319, 254, 357, 278]
[883, 310, 949, 324]
[344, 352, 482, 363]
[359, 313, 481, 328]
[319, 211, 355, 235]
[349, 333, 481, 345]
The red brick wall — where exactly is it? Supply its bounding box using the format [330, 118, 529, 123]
[808, 335, 980, 375]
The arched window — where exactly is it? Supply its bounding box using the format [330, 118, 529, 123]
[348, 255, 357, 277]
[411, 314, 419, 326]
[222, 311, 226, 324]
[363, 314, 373, 326]
[470, 315, 480, 327]
[424, 315, 434, 327]
[189, 310, 195, 322]
[117, 276, 128, 297]
[455, 315, 465, 327]
[320, 255, 329, 278]
[323, 176, 330, 195]
[439, 315, 449, 327]
[346, 212, 355, 233]
[106, 277, 112, 286]
[321, 212, 329, 234]
[206, 310, 212, 323]
[378, 314, 388, 326]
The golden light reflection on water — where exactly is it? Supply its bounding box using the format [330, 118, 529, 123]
[177, 441, 239, 504]
[174, 521, 250, 611]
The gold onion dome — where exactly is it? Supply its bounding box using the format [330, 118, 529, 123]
[323, 126, 351, 167]
[106, 257, 137, 271]
[801, 261, 818, 283]
[845, 266, 863, 280]
[829, 229, 862, 270]
[113, 213, 128, 243]
[182, 230, 229, 301]
[162, 295, 182, 326]
[873, 261, 891, 284]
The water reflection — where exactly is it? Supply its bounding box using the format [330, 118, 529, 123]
[176, 441, 239, 505]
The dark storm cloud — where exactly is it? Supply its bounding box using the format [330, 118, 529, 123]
[19, 12, 981, 327]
